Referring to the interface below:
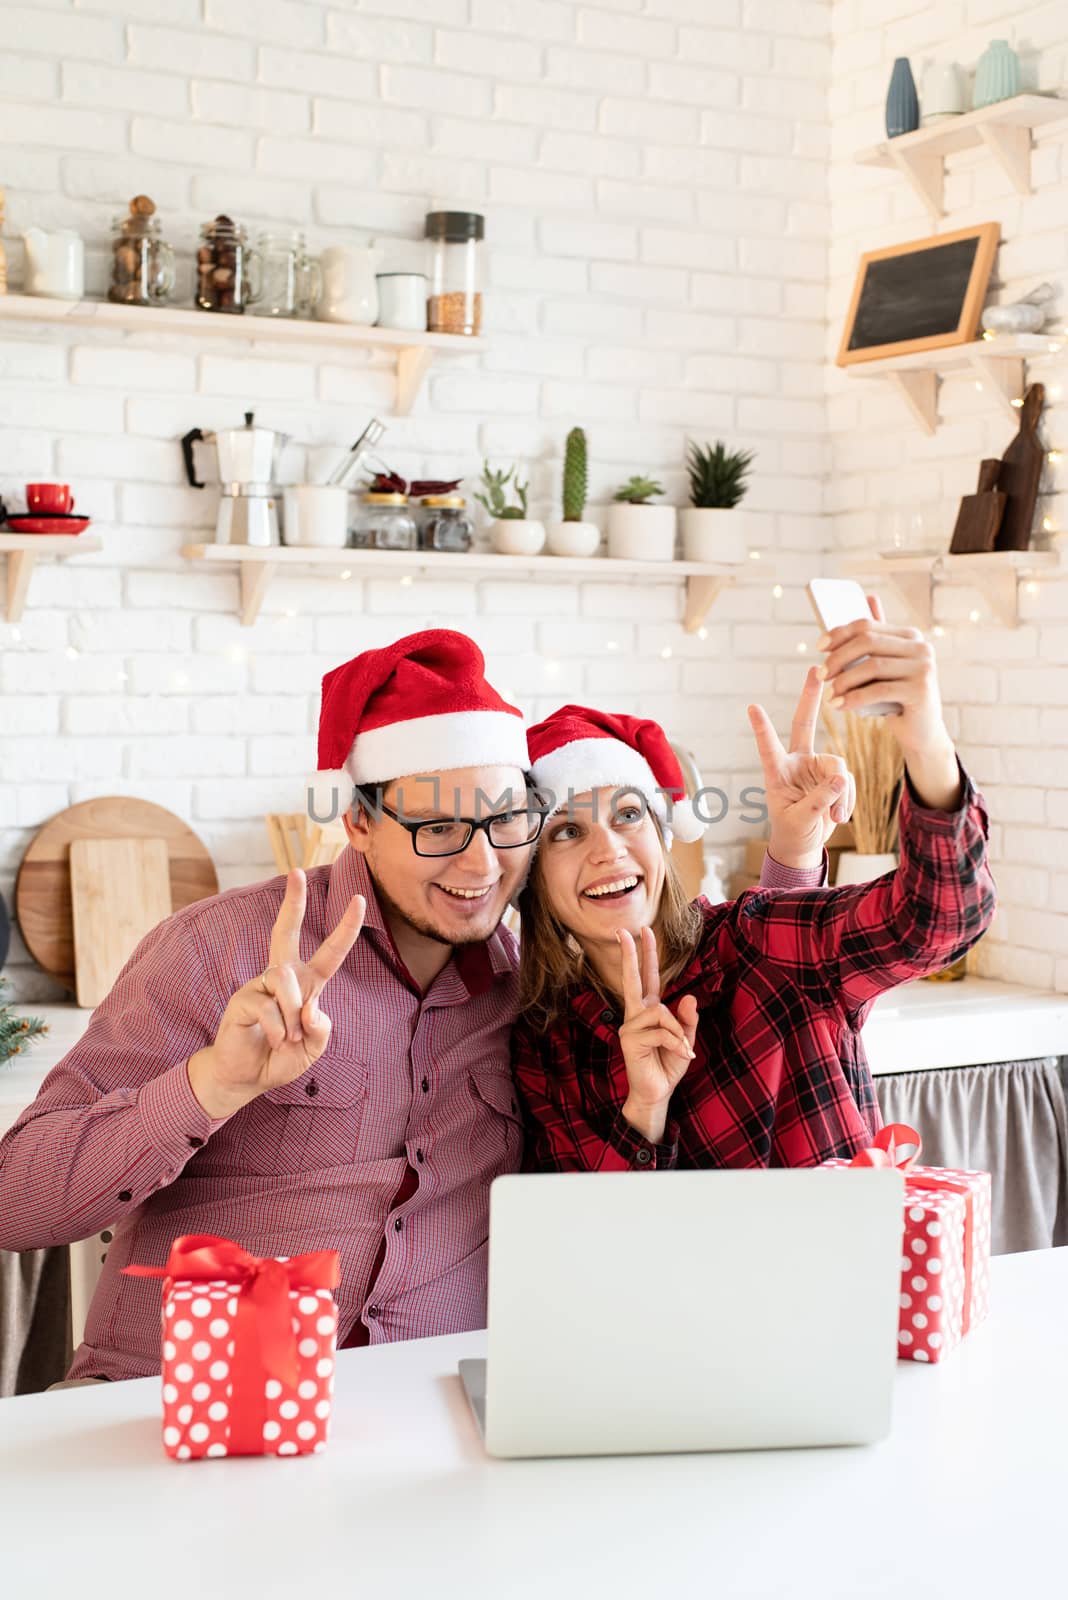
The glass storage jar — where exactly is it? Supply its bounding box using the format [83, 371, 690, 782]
[109, 197, 175, 306]
[253, 230, 321, 319]
[195, 215, 261, 314]
[425, 210, 484, 336]
[420, 494, 473, 552]
[357, 492, 417, 551]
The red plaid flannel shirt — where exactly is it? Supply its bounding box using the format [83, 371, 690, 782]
[514, 757, 995, 1172]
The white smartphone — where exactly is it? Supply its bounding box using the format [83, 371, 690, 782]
[806, 578, 902, 718]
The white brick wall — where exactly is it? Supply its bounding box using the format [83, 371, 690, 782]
[828, 2, 1068, 991]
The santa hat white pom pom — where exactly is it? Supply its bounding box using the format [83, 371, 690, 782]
[304, 769, 354, 823]
[666, 794, 705, 845]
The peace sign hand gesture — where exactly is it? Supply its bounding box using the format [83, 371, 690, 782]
[617, 926, 699, 1147]
[187, 869, 366, 1121]
[747, 666, 855, 870]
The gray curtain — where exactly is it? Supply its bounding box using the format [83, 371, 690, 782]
[0, 1246, 71, 1397]
[876, 1056, 1068, 1255]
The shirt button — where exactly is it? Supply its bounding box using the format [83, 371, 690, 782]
[394, 1218, 404, 1232]
[600, 1008, 615, 1024]
[304, 1080, 319, 1098]
[187, 1136, 204, 1149]
[367, 1305, 379, 1319]
[421, 1076, 429, 1094]
[635, 1149, 652, 1166]
[415, 1149, 425, 1164]
[117, 1190, 132, 1203]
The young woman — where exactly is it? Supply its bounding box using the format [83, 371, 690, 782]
[514, 598, 996, 1172]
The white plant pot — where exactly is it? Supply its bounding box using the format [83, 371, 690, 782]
[491, 517, 546, 556]
[834, 851, 899, 886]
[546, 520, 601, 558]
[680, 506, 748, 565]
[606, 503, 676, 562]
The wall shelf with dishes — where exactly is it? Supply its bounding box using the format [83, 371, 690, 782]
[839, 548, 1061, 628]
[0, 532, 103, 623]
[179, 542, 737, 632]
[855, 94, 1068, 221]
[0, 294, 484, 416]
[845, 332, 1062, 434]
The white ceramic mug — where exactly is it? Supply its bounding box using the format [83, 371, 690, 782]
[22, 227, 85, 299]
[375, 273, 428, 332]
[282, 485, 350, 548]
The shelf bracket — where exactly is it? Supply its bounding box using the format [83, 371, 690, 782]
[395, 346, 434, 416]
[976, 122, 1032, 194]
[240, 560, 277, 627]
[886, 369, 938, 434]
[882, 569, 933, 628]
[683, 574, 732, 634]
[887, 146, 944, 220]
[4, 549, 35, 623]
[974, 564, 1020, 627]
[964, 348, 1026, 423]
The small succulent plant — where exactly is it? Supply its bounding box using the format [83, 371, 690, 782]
[562, 427, 588, 522]
[613, 474, 664, 505]
[686, 439, 755, 509]
[474, 461, 529, 520]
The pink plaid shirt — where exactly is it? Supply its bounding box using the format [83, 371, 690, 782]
[0, 845, 821, 1381]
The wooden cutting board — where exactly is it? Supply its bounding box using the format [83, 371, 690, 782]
[15, 797, 218, 996]
[70, 837, 173, 1008]
[995, 382, 1044, 552]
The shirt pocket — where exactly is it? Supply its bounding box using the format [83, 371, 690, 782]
[236, 1062, 370, 1176]
[466, 1068, 524, 1187]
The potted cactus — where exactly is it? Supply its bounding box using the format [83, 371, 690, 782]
[680, 439, 755, 564]
[546, 427, 601, 557]
[474, 461, 545, 556]
[607, 473, 676, 562]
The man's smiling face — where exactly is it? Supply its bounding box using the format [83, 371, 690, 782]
[344, 765, 534, 946]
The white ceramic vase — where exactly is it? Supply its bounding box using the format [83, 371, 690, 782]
[679, 507, 748, 564]
[606, 503, 676, 562]
[545, 520, 601, 557]
[834, 851, 899, 885]
[491, 518, 546, 556]
[921, 61, 965, 124]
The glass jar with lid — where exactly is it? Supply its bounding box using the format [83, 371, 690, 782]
[109, 195, 175, 306]
[253, 230, 322, 319]
[425, 210, 484, 336]
[420, 494, 473, 552]
[357, 492, 417, 551]
[195, 215, 261, 314]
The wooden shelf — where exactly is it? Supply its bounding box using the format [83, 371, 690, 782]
[840, 548, 1062, 627]
[0, 294, 485, 415]
[180, 542, 737, 631]
[844, 333, 1062, 433]
[0, 532, 103, 622]
[856, 94, 1068, 221]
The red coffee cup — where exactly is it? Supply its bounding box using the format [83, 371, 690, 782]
[27, 483, 74, 515]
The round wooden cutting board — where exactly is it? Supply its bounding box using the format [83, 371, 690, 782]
[15, 797, 218, 994]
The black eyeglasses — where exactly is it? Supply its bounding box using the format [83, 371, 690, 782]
[358, 791, 550, 858]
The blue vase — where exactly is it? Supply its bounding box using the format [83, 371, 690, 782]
[973, 39, 1020, 109]
[885, 57, 919, 138]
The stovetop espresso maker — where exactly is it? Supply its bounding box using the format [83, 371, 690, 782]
[181, 410, 288, 546]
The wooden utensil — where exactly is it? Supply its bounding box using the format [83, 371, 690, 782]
[950, 457, 1005, 554]
[995, 383, 1044, 552]
[69, 838, 173, 1008]
[15, 797, 218, 995]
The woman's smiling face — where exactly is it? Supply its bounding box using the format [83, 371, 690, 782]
[535, 785, 667, 955]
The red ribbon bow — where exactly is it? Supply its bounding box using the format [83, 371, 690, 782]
[848, 1124, 976, 1338]
[125, 1234, 340, 1455]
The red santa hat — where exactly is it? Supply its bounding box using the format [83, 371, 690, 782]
[526, 704, 706, 846]
[306, 629, 528, 819]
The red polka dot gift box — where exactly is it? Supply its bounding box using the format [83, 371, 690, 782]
[822, 1124, 991, 1364]
[124, 1234, 340, 1460]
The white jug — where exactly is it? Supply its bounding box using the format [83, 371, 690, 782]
[318, 243, 381, 325]
[22, 227, 85, 300]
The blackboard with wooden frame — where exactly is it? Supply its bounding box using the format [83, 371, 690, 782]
[837, 223, 1000, 366]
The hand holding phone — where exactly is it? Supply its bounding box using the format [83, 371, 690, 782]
[805, 579, 903, 718]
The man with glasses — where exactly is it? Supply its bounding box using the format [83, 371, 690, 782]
[0, 630, 818, 1383]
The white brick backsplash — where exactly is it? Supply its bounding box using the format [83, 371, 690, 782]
[62, 62, 190, 119]
[5, 7, 122, 62]
[127, 24, 254, 79]
[70, 346, 196, 392]
[496, 82, 598, 132]
[259, 46, 378, 98]
[131, 116, 254, 171]
[599, 97, 699, 146]
[194, 80, 310, 135]
[204, 0, 325, 48]
[577, 6, 675, 55]
[545, 44, 646, 94]
[383, 64, 494, 119]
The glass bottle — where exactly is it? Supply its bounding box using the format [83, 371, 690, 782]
[253, 230, 322, 319]
[420, 494, 473, 552]
[425, 210, 484, 336]
[195, 216, 261, 314]
[357, 492, 417, 551]
[109, 196, 175, 307]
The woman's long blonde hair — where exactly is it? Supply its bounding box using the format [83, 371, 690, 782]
[518, 814, 704, 1032]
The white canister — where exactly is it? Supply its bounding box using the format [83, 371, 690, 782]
[283, 485, 350, 548]
[376, 273, 428, 332]
[318, 244, 380, 325]
[921, 61, 965, 124]
[22, 227, 85, 300]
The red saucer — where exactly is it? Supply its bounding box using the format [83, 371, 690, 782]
[5, 515, 92, 535]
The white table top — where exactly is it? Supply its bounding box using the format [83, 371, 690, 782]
[2, 1247, 1064, 1598]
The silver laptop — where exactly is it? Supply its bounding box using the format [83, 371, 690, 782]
[460, 1168, 905, 1459]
